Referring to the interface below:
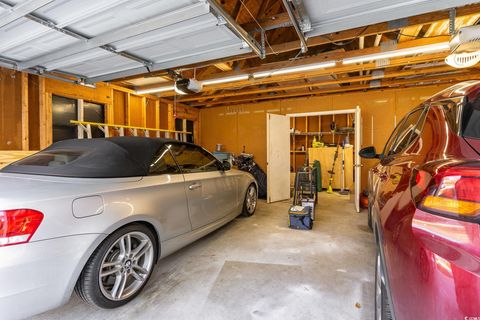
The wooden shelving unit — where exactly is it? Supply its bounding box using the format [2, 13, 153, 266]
[290, 113, 354, 172]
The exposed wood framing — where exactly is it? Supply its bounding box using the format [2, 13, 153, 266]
[141, 96, 147, 127]
[192, 72, 480, 107]
[38, 76, 48, 149]
[126, 93, 131, 126]
[20, 72, 29, 150]
[180, 65, 461, 102]
[167, 104, 175, 132]
[45, 92, 53, 146]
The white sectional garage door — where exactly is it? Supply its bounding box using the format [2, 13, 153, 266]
[303, 0, 480, 37]
[0, 0, 252, 83]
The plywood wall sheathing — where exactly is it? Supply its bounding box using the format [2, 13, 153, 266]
[200, 84, 452, 191]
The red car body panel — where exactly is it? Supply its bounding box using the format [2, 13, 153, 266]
[371, 81, 480, 320]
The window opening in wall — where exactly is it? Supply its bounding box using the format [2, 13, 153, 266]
[175, 118, 194, 143]
[52, 95, 77, 143]
[52, 95, 105, 142]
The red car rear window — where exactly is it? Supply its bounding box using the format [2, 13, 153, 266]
[463, 104, 480, 139]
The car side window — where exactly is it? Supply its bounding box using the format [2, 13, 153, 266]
[149, 146, 181, 175]
[382, 108, 427, 158]
[168, 144, 220, 173]
[381, 119, 406, 158]
[390, 108, 427, 154]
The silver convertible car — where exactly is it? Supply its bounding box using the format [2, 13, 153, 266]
[0, 137, 257, 320]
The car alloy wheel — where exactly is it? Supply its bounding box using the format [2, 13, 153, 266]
[99, 231, 155, 301]
[246, 185, 257, 213]
[247, 185, 257, 214]
[241, 184, 257, 217]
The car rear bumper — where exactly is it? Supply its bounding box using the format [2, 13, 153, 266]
[0, 234, 102, 320]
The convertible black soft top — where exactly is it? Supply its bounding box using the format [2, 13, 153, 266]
[1, 137, 177, 178]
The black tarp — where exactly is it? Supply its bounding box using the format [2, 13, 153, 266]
[1, 137, 174, 178]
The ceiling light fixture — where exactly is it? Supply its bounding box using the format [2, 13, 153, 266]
[134, 61, 337, 94]
[343, 42, 450, 65]
[253, 61, 336, 78]
[136, 86, 175, 95]
[135, 75, 249, 95]
[201, 74, 249, 85]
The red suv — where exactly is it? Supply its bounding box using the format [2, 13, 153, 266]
[360, 81, 480, 320]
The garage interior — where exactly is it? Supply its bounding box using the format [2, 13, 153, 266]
[1, 0, 480, 319]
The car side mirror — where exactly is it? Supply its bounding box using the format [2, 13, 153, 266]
[222, 160, 231, 171]
[359, 146, 380, 159]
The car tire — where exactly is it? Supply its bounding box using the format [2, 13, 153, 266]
[75, 224, 157, 308]
[375, 248, 393, 320]
[241, 183, 257, 217]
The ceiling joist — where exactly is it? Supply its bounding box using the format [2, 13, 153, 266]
[192, 72, 480, 107]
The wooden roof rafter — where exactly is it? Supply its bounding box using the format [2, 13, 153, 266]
[193, 72, 480, 107]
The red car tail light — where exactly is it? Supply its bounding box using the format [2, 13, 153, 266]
[0, 209, 44, 247]
[414, 165, 480, 220]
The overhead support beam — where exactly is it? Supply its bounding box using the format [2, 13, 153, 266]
[152, 50, 448, 97]
[242, 12, 292, 32]
[192, 72, 480, 107]
[282, 0, 308, 53]
[179, 65, 459, 102]
[18, 2, 210, 70]
[206, 0, 264, 59]
[0, 0, 54, 28]
[231, 0, 242, 21]
[148, 36, 449, 95]
[289, 0, 311, 32]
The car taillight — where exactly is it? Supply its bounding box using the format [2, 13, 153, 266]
[414, 166, 480, 219]
[0, 209, 43, 247]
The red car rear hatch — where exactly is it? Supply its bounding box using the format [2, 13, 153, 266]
[465, 138, 480, 156]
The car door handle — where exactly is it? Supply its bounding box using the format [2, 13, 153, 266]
[188, 183, 202, 190]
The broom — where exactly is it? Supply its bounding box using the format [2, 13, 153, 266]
[327, 137, 341, 193]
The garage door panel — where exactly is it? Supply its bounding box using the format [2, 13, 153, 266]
[304, 0, 480, 36]
[110, 14, 216, 52]
[65, 0, 198, 37]
[58, 53, 143, 78]
[0, 0, 252, 82]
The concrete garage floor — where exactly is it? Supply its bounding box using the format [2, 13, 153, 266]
[31, 193, 375, 320]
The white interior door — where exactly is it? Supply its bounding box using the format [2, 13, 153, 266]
[354, 106, 362, 213]
[267, 113, 290, 203]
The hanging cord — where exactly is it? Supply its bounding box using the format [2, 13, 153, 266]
[238, 0, 279, 56]
[392, 31, 449, 39]
[320, 26, 369, 46]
